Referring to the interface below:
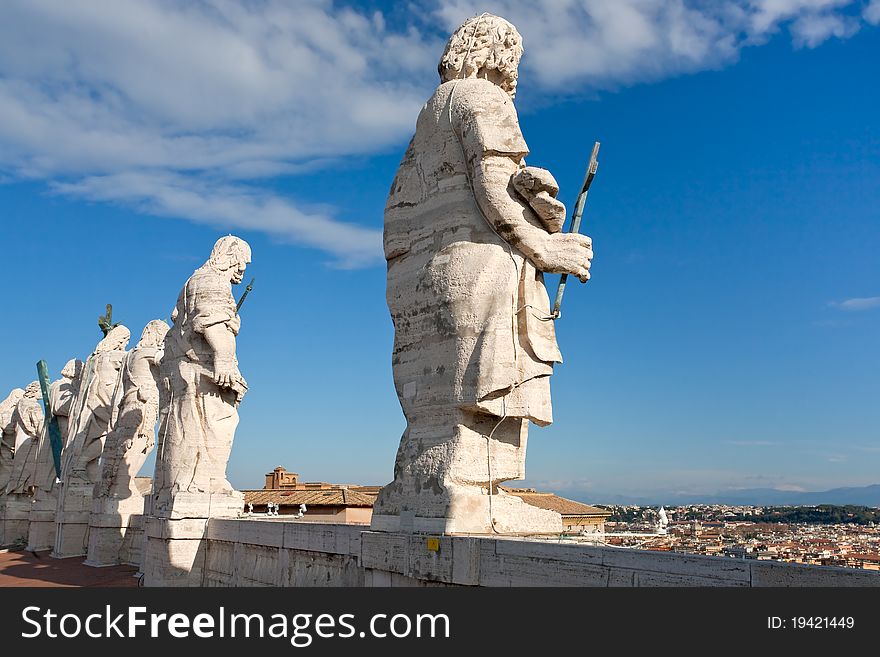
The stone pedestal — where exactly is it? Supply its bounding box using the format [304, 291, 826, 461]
[118, 513, 146, 567]
[371, 487, 562, 535]
[84, 495, 148, 567]
[143, 491, 243, 587]
[53, 481, 95, 557]
[0, 495, 33, 547]
[26, 489, 58, 552]
[143, 517, 209, 587]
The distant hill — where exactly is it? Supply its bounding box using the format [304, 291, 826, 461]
[547, 484, 880, 508]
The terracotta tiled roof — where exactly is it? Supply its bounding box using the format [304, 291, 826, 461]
[243, 489, 376, 507]
[502, 488, 610, 517]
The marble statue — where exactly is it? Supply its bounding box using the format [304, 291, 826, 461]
[97, 320, 169, 500]
[372, 14, 593, 534]
[86, 320, 169, 565]
[27, 359, 83, 551]
[152, 235, 251, 518]
[143, 236, 250, 586]
[54, 325, 130, 557]
[0, 388, 24, 494]
[5, 382, 44, 495]
[0, 383, 43, 545]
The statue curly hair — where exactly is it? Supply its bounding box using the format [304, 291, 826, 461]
[438, 14, 523, 97]
[209, 235, 252, 273]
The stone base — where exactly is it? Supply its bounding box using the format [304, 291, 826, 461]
[84, 496, 147, 567]
[142, 517, 210, 587]
[141, 491, 244, 586]
[120, 515, 146, 567]
[27, 489, 59, 551]
[26, 512, 56, 552]
[371, 487, 563, 535]
[0, 496, 33, 547]
[153, 490, 245, 520]
[53, 482, 96, 558]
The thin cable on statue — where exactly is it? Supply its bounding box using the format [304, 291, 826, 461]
[447, 16, 562, 538]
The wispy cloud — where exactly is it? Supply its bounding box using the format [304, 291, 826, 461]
[52, 172, 383, 268]
[430, 0, 877, 91]
[830, 296, 880, 311]
[1, 1, 877, 264]
[0, 0, 432, 265]
[771, 483, 808, 492]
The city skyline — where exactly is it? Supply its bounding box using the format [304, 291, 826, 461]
[1, 1, 878, 500]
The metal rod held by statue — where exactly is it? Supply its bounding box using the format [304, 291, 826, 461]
[551, 141, 600, 320]
[36, 360, 64, 479]
[236, 278, 255, 314]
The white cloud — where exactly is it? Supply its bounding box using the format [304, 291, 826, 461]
[431, 0, 872, 89]
[772, 483, 808, 492]
[832, 296, 880, 310]
[0, 0, 435, 265]
[52, 172, 383, 268]
[864, 0, 880, 23]
[0, 0, 876, 264]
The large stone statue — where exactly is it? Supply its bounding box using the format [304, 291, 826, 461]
[152, 236, 250, 517]
[0, 388, 24, 494]
[144, 236, 250, 586]
[54, 325, 130, 557]
[6, 382, 44, 495]
[0, 383, 44, 545]
[27, 359, 83, 551]
[372, 14, 593, 534]
[86, 320, 169, 566]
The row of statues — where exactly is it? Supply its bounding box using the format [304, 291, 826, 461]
[0, 236, 252, 569]
[0, 14, 595, 581]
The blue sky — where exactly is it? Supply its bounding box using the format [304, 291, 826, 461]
[1, 1, 878, 502]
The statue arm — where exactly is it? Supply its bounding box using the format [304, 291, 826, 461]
[471, 154, 593, 281]
[202, 323, 242, 389]
[23, 403, 43, 436]
[455, 80, 592, 280]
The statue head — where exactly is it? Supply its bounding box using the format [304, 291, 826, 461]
[438, 14, 523, 98]
[24, 381, 41, 399]
[137, 319, 170, 349]
[96, 324, 130, 354]
[61, 358, 80, 380]
[1, 388, 25, 410]
[208, 235, 252, 285]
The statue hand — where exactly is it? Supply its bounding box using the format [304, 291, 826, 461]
[213, 356, 243, 390]
[534, 232, 593, 282]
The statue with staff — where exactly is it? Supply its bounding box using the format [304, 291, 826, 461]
[152, 236, 251, 518]
[373, 14, 598, 534]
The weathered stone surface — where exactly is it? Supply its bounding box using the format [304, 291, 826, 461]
[54, 326, 130, 557]
[143, 518, 208, 587]
[86, 320, 168, 566]
[1, 383, 44, 545]
[143, 236, 251, 586]
[152, 236, 251, 519]
[6, 382, 44, 495]
[84, 496, 149, 567]
[188, 522, 880, 588]
[27, 360, 82, 551]
[373, 14, 592, 535]
[0, 389, 25, 498]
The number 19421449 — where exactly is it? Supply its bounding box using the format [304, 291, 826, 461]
[768, 616, 855, 629]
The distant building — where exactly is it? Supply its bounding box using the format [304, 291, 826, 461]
[247, 468, 610, 531]
[242, 467, 379, 524]
[501, 488, 611, 534]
